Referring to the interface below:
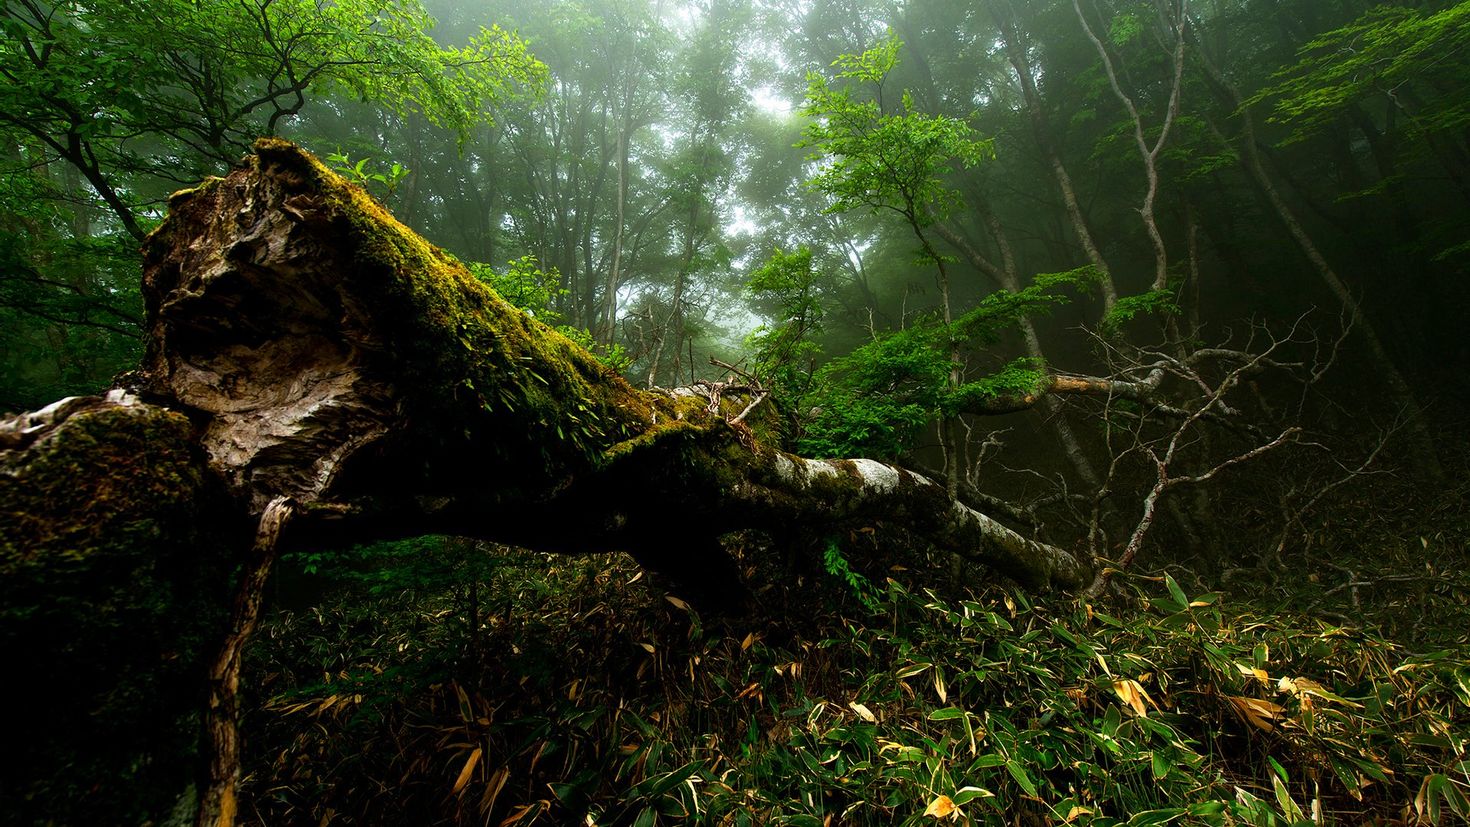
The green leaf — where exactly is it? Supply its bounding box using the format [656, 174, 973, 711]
[1165, 575, 1188, 609]
[928, 707, 967, 721]
[1005, 759, 1038, 797]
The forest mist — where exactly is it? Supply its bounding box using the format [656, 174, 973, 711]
[2, 0, 1469, 824]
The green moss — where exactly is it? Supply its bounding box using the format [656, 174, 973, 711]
[944, 357, 1050, 414]
[0, 405, 237, 824]
[249, 140, 681, 487]
[166, 175, 225, 209]
[2, 407, 203, 568]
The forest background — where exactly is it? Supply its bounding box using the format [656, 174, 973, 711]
[2, 0, 1469, 825]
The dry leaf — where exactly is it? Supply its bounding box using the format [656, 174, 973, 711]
[499, 802, 541, 827]
[934, 671, 948, 704]
[849, 701, 877, 722]
[924, 794, 956, 818]
[1236, 663, 1270, 684]
[665, 595, 690, 611]
[452, 747, 481, 795]
[1227, 695, 1284, 732]
[741, 631, 757, 651]
[1064, 806, 1095, 822]
[479, 767, 509, 814]
[1112, 679, 1149, 717]
[638, 642, 655, 654]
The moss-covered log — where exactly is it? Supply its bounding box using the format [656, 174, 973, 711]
[1, 140, 1089, 825]
[130, 139, 1086, 590]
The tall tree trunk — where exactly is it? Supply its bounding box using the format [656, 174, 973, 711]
[991, 3, 1119, 310]
[1194, 46, 1444, 479]
[601, 125, 631, 344]
[1073, 0, 1187, 294]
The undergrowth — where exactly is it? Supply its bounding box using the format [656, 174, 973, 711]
[241, 548, 1470, 826]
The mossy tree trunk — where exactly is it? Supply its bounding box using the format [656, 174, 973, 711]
[2, 140, 1090, 827]
[130, 139, 1087, 591]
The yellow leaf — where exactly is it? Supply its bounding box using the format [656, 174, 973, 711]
[934, 671, 947, 704]
[741, 631, 757, 651]
[849, 701, 877, 722]
[665, 595, 690, 611]
[638, 642, 655, 654]
[452, 747, 482, 795]
[1235, 663, 1269, 684]
[924, 794, 956, 818]
[1065, 806, 1095, 822]
[1227, 695, 1284, 732]
[499, 802, 541, 827]
[1112, 679, 1149, 717]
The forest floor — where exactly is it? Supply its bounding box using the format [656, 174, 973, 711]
[239, 473, 1470, 827]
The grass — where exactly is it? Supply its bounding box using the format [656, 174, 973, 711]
[239, 535, 1470, 826]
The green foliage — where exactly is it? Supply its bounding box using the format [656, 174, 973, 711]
[326, 151, 412, 201]
[944, 358, 1050, 414]
[0, 0, 548, 158]
[468, 256, 632, 372]
[799, 268, 1093, 458]
[1101, 288, 1182, 336]
[243, 554, 1470, 826]
[746, 247, 825, 437]
[822, 539, 884, 613]
[0, 159, 142, 410]
[469, 255, 568, 322]
[799, 33, 993, 233]
[799, 321, 949, 458]
[954, 266, 1100, 343]
[289, 536, 502, 597]
[1255, 3, 1470, 145]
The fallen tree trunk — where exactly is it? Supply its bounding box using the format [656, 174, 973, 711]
[130, 139, 1086, 590]
[1, 140, 1088, 826]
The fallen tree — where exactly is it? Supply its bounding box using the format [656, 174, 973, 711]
[1, 141, 1092, 826]
[127, 139, 1089, 591]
